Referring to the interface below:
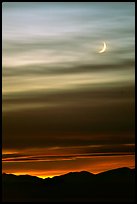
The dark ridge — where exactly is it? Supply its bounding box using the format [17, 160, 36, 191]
[2, 167, 135, 202]
[53, 170, 94, 179]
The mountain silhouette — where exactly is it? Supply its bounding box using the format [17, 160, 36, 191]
[2, 167, 135, 202]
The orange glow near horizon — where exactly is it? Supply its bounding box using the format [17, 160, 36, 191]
[2, 154, 135, 179]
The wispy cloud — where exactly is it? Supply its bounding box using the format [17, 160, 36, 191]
[2, 143, 134, 163]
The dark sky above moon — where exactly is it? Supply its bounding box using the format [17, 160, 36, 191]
[2, 2, 135, 178]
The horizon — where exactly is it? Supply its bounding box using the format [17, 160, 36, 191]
[2, 166, 135, 179]
[3, 166, 135, 202]
[2, 3, 135, 179]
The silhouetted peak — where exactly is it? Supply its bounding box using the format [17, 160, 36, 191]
[3, 167, 135, 202]
[62, 170, 93, 177]
[3, 167, 134, 183]
[51, 170, 95, 184]
[98, 167, 133, 175]
[2, 173, 17, 178]
[2, 173, 41, 183]
[96, 167, 135, 181]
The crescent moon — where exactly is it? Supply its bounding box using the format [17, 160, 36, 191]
[99, 42, 107, 53]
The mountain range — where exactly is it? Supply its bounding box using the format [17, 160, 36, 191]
[2, 167, 135, 202]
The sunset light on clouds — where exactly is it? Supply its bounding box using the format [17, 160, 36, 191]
[2, 2, 135, 178]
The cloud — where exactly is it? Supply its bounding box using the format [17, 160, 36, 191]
[3, 83, 135, 150]
[2, 154, 135, 177]
[2, 143, 134, 163]
[2, 59, 134, 78]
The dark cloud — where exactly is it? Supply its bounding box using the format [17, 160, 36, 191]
[3, 83, 135, 150]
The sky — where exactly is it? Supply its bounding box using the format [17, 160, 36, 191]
[2, 2, 135, 178]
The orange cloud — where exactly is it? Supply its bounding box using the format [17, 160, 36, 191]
[2, 154, 135, 178]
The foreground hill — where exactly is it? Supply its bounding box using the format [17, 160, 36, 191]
[2, 167, 135, 202]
